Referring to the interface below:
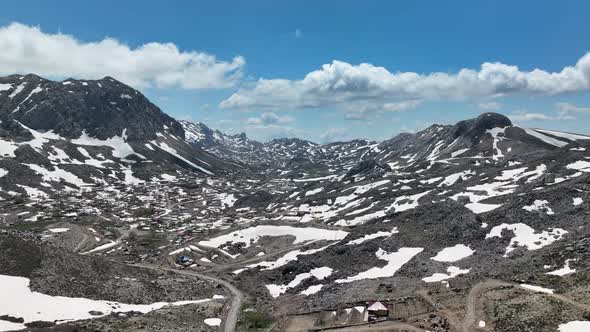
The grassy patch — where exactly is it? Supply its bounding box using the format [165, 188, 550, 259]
[242, 310, 273, 329]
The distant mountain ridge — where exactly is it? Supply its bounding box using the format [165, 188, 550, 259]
[181, 112, 590, 178]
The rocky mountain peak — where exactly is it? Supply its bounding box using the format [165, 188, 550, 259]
[453, 112, 512, 142]
[0, 74, 184, 141]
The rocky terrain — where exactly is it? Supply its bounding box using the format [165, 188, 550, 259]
[1, 74, 590, 332]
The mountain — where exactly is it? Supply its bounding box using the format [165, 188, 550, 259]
[182, 120, 380, 176]
[182, 112, 589, 180]
[0, 74, 243, 199]
[3, 75, 590, 332]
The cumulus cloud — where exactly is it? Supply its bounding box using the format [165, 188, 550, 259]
[555, 102, 590, 117]
[507, 102, 590, 123]
[0, 22, 245, 89]
[509, 112, 557, 122]
[246, 112, 295, 126]
[220, 54, 590, 112]
[478, 101, 502, 110]
[319, 128, 349, 143]
[344, 100, 421, 120]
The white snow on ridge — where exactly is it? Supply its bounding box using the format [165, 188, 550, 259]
[0, 83, 12, 92]
[301, 284, 324, 296]
[16, 184, 47, 198]
[535, 129, 590, 141]
[389, 190, 431, 213]
[567, 160, 590, 173]
[439, 170, 475, 187]
[26, 164, 88, 188]
[8, 83, 26, 98]
[422, 266, 470, 283]
[199, 225, 348, 251]
[353, 180, 390, 194]
[151, 141, 214, 175]
[495, 164, 546, 183]
[335, 247, 423, 283]
[236, 245, 334, 273]
[0, 274, 211, 331]
[523, 128, 568, 147]
[122, 169, 143, 185]
[522, 200, 554, 215]
[305, 187, 324, 196]
[49, 228, 70, 233]
[347, 228, 399, 245]
[485, 223, 567, 256]
[487, 127, 506, 160]
[72, 130, 145, 161]
[520, 284, 554, 294]
[547, 259, 576, 276]
[218, 193, 236, 207]
[430, 244, 474, 262]
[451, 148, 470, 157]
[335, 210, 386, 227]
[451, 179, 524, 214]
[266, 267, 333, 298]
[0, 139, 19, 158]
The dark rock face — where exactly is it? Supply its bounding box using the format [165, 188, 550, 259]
[344, 159, 388, 179]
[453, 112, 512, 143]
[234, 191, 274, 208]
[0, 74, 183, 141]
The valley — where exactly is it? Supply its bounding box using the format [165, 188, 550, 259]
[1, 75, 590, 332]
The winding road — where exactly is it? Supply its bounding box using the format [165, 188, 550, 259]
[462, 279, 590, 332]
[135, 264, 244, 332]
[73, 232, 89, 252]
[77, 211, 245, 331]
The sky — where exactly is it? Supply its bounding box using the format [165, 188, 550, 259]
[1, 1, 590, 143]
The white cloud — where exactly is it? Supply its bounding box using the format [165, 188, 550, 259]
[555, 102, 590, 117]
[246, 112, 295, 126]
[509, 112, 555, 122]
[319, 128, 349, 143]
[0, 22, 245, 89]
[477, 101, 502, 110]
[220, 53, 590, 112]
[344, 100, 421, 120]
[294, 29, 303, 39]
[508, 103, 585, 123]
[508, 102, 590, 123]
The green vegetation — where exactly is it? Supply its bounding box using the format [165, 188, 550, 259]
[242, 310, 273, 329]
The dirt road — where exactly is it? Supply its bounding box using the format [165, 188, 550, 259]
[319, 320, 429, 332]
[462, 280, 590, 332]
[73, 232, 89, 252]
[135, 264, 244, 332]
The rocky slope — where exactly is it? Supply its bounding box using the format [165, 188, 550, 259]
[0, 75, 244, 200]
[2, 74, 590, 332]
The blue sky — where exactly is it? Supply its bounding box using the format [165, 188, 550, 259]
[2, 1, 590, 142]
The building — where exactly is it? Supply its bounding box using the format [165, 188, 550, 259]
[367, 301, 389, 321]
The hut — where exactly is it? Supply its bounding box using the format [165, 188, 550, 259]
[367, 301, 388, 318]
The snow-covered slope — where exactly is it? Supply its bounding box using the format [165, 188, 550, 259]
[0, 75, 242, 199]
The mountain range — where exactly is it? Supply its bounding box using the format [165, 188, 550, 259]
[1, 74, 590, 332]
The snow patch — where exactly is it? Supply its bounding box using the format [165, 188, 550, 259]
[430, 244, 474, 262]
[485, 223, 567, 256]
[336, 247, 423, 283]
